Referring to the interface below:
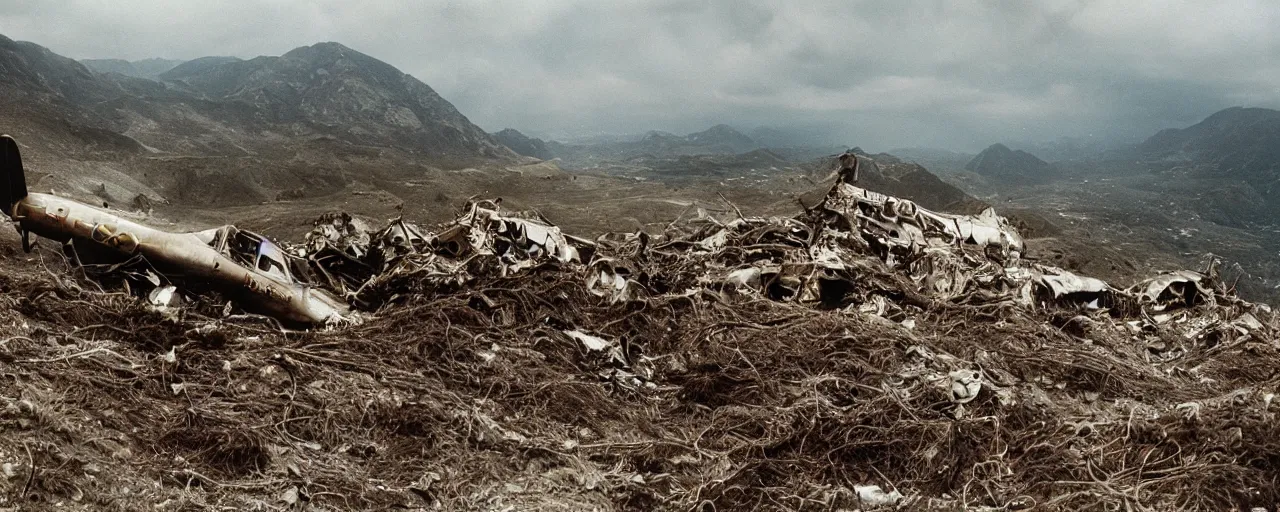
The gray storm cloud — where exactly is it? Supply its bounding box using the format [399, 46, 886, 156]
[3, 0, 1278, 151]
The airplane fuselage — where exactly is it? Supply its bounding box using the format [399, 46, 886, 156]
[11, 192, 348, 325]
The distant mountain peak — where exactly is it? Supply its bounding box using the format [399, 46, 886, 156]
[702, 123, 740, 134]
[301, 41, 354, 52]
[689, 124, 746, 137]
[3, 35, 514, 164]
[685, 124, 756, 151]
[642, 130, 679, 142]
[493, 128, 554, 160]
[964, 143, 1054, 182]
[282, 41, 361, 62]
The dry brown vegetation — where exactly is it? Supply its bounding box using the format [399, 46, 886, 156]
[0, 181, 1278, 512]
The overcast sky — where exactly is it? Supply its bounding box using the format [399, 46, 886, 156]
[3, 0, 1278, 151]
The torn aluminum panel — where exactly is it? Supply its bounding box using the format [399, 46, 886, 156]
[301, 213, 380, 295]
[1025, 269, 1116, 310]
[373, 218, 429, 267]
[306, 212, 373, 259]
[1036, 270, 1110, 297]
[721, 267, 763, 291]
[688, 216, 808, 254]
[821, 183, 1024, 256]
[910, 248, 974, 298]
[586, 257, 640, 303]
[1128, 270, 1214, 311]
[446, 201, 582, 274]
[921, 207, 1021, 251]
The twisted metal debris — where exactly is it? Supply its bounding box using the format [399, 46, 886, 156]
[301, 171, 1270, 347]
[2, 167, 1278, 510]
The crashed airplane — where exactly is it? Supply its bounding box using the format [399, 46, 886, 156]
[2, 131, 1269, 341]
[0, 135, 349, 326]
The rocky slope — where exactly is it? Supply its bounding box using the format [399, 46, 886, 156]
[0, 34, 146, 161]
[0, 35, 122, 105]
[1116, 107, 1280, 228]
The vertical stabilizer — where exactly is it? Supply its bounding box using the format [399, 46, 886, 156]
[0, 135, 29, 215]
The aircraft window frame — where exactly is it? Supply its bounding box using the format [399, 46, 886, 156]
[255, 239, 293, 283]
[228, 229, 260, 267]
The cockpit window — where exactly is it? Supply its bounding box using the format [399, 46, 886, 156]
[228, 229, 259, 267]
[255, 239, 292, 282]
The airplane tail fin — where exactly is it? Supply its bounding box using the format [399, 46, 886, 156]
[0, 135, 29, 215]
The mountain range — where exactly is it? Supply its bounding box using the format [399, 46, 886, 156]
[0, 33, 518, 206]
[1, 35, 511, 161]
[7, 31, 1280, 232]
[497, 123, 847, 168]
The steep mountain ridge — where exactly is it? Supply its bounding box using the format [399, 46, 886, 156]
[1132, 107, 1280, 227]
[0, 34, 124, 105]
[1140, 107, 1280, 187]
[0, 35, 149, 160]
[81, 58, 185, 80]
[3, 35, 511, 164]
[0, 34, 518, 209]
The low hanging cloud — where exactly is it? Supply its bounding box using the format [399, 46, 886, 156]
[3, 0, 1277, 151]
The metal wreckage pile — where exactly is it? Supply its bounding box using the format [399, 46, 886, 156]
[276, 174, 1277, 509]
[302, 179, 1270, 353]
[4, 170, 1279, 510]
